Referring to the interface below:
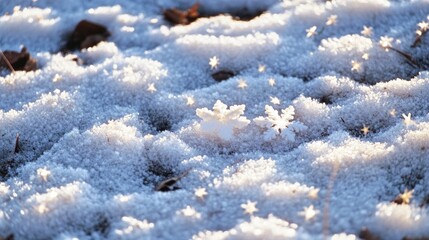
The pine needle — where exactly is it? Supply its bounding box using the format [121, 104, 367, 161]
[0, 50, 15, 73]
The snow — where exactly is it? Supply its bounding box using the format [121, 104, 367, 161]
[1, 0, 429, 239]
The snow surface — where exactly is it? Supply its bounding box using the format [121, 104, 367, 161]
[1, 0, 429, 239]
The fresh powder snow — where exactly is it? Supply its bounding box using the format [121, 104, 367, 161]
[1, 0, 429, 239]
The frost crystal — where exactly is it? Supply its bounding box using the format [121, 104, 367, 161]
[196, 100, 250, 141]
[254, 105, 307, 141]
[306, 26, 317, 38]
[361, 26, 373, 37]
[241, 200, 258, 215]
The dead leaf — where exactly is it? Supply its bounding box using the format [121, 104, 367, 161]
[163, 3, 266, 25]
[62, 20, 110, 52]
[0, 234, 14, 240]
[212, 69, 235, 82]
[0, 158, 16, 180]
[359, 228, 381, 240]
[319, 95, 333, 105]
[231, 10, 264, 21]
[402, 236, 429, 240]
[0, 47, 37, 72]
[155, 170, 190, 192]
[163, 3, 200, 25]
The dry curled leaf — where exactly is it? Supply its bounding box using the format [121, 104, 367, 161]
[359, 228, 381, 240]
[163, 3, 200, 25]
[0, 47, 37, 72]
[403, 236, 429, 240]
[230, 10, 264, 21]
[155, 170, 190, 192]
[62, 20, 110, 52]
[319, 95, 333, 105]
[212, 69, 235, 82]
[0, 234, 14, 240]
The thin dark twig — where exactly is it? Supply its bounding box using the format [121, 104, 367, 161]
[0, 50, 15, 73]
[411, 29, 428, 48]
[14, 133, 21, 154]
[155, 169, 191, 192]
[387, 46, 421, 68]
[323, 162, 339, 240]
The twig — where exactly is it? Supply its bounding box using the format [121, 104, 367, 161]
[387, 46, 421, 69]
[411, 29, 428, 48]
[0, 50, 15, 73]
[155, 169, 191, 192]
[14, 133, 21, 154]
[323, 161, 339, 240]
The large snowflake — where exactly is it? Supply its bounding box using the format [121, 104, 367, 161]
[196, 100, 250, 141]
[253, 105, 307, 141]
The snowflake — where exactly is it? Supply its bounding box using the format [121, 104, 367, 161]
[394, 189, 414, 205]
[351, 60, 362, 72]
[268, 78, 276, 86]
[186, 96, 195, 106]
[307, 188, 319, 200]
[147, 83, 157, 93]
[196, 100, 250, 141]
[326, 15, 337, 26]
[253, 105, 307, 141]
[270, 96, 281, 105]
[379, 36, 393, 51]
[360, 125, 370, 136]
[418, 21, 429, 31]
[306, 26, 317, 38]
[194, 188, 208, 199]
[237, 79, 248, 89]
[209, 56, 220, 69]
[361, 26, 373, 37]
[402, 113, 414, 126]
[37, 168, 51, 182]
[299, 205, 319, 221]
[241, 200, 258, 215]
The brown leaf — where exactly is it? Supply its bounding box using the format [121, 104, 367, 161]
[63, 20, 110, 52]
[0, 47, 37, 72]
[164, 8, 189, 25]
[0, 234, 14, 240]
[186, 3, 200, 22]
[163, 3, 200, 25]
[403, 237, 429, 240]
[155, 170, 190, 192]
[212, 70, 235, 82]
[231, 10, 264, 21]
[359, 228, 381, 240]
[319, 95, 333, 105]
[0, 159, 15, 179]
